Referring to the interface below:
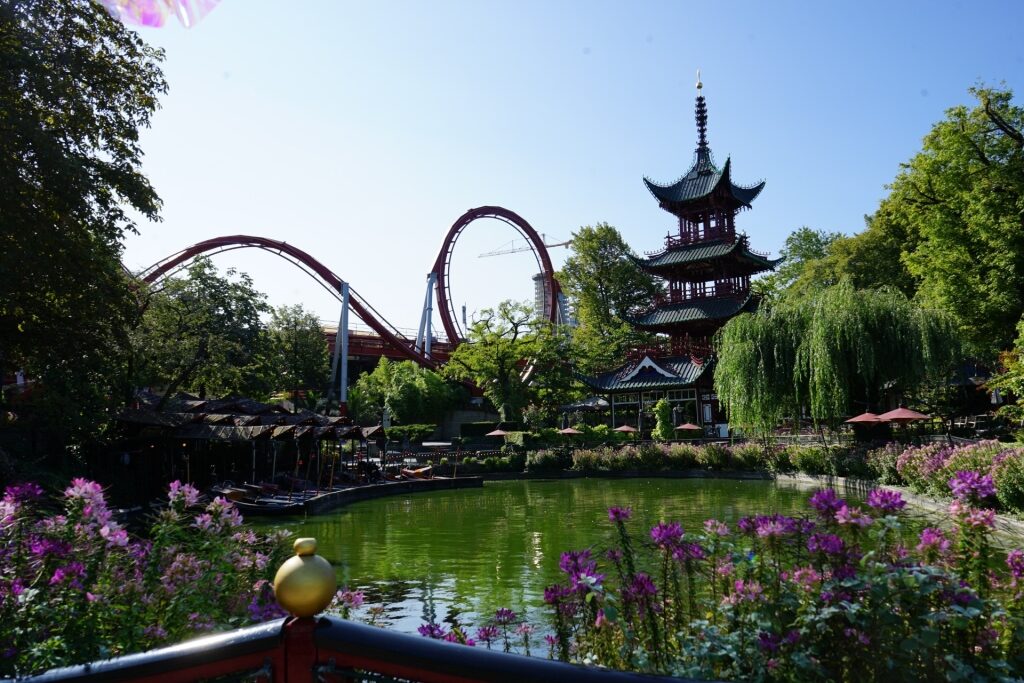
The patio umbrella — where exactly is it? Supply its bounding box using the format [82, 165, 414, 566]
[558, 427, 583, 435]
[613, 425, 638, 433]
[845, 412, 881, 424]
[485, 429, 509, 437]
[877, 406, 931, 424]
[675, 423, 702, 431]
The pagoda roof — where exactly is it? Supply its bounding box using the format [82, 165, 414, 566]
[628, 294, 757, 330]
[633, 236, 781, 272]
[581, 355, 708, 392]
[643, 149, 764, 210]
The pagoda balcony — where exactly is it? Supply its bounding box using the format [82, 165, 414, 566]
[657, 226, 735, 251]
[653, 280, 750, 307]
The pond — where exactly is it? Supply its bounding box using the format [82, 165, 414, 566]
[255, 477, 936, 635]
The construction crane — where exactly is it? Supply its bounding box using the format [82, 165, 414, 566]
[478, 234, 572, 258]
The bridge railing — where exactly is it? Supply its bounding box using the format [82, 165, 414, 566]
[18, 539, 709, 683]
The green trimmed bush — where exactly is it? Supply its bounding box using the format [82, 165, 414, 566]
[636, 443, 667, 471]
[787, 445, 830, 475]
[697, 443, 731, 470]
[994, 452, 1024, 513]
[731, 443, 765, 469]
[763, 446, 794, 473]
[866, 442, 904, 484]
[666, 443, 699, 469]
[527, 449, 566, 472]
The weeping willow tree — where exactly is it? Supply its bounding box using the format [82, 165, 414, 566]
[714, 281, 962, 434]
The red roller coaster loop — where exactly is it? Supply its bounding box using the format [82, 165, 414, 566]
[137, 206, 561, 371]
[432, 206, 560, 343]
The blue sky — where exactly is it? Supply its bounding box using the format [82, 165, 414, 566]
[122, 0, 1024, 335]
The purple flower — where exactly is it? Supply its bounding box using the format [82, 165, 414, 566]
[608, 506, 632, 522]
[168, 480, 201, 508]
[494, 608, 517, 625]
[737, 516, 756, 534]
[475, 625, 499, 646]
[916, 527, 950, 560]
[4, 482, 43, 503]
[650, 521, 683, 547]
[728, 579, 765, 603]
[758, 631, 782, 653]
[964, 507, 996, 528]
[703, 519, 730, 536]
[558, 550, 604, 591]
[49, 561, 85, 587]
[544, 634, 559, 647]
[866, 488, 906, 514]
[627, 572, 658, 598]
[835, 505, 873, 528]
[672, 542, 706, 562]
[755, 514, 798, 539]
[417, 622, 448, 639]
[543, 584, 573, 605]
[1008, 549, 1024, 579]
[28, 537, 71, 559]
[949, 471, 996, 502]
[807, 533, 844, 556]
[336, 588, 364, 609]
[809, 489, 845, 517]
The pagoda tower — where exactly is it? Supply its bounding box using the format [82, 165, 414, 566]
[582, 76, 779, 433]
[630, 75, 778, 356]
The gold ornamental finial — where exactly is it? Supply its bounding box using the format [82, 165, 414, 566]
[696, 68, 702, 92]
[273, 537, 337, 618]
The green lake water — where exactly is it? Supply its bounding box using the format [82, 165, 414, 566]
[256, 478, 936, 635]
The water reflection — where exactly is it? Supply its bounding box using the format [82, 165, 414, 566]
[256, 478, 928, 635]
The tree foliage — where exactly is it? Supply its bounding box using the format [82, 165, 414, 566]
[444, 301, 573, 423]
[132, 259, 270, 406]
[754, 227, 844, 300]
[265, 304, 329, 399]
[778, 86, 1024, 359]
[348, 358, 459, 426]
[558, 223, 658, 374]
[714, 281, 962, 432]
[652, 398, 674, 442]
[0, 0, 166, 444]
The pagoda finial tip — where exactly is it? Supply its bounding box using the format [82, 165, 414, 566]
[696, 68, 702, 92]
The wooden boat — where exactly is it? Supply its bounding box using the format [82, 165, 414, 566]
[400, 465, 432, 480]
[229, 498, 305, 516]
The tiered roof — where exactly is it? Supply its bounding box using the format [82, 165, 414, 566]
[631, 236, 781, 279]
[643, 151, 764, 211]
[627, 294, 758, 331]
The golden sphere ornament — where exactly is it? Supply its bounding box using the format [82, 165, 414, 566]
[273, 537, 337, 617]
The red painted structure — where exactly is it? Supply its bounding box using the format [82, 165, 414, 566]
[139, 206, 560, 371]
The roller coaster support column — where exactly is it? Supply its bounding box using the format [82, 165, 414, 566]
[328, 283, 351, 414]
[414, 272, 437, 359]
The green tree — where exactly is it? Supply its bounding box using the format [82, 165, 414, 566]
[0, 0, 166, 446]
[989, 315, 1024, 424]
[348, 358, 459, 426]
[558, 223, 659, 374]
[265, 304, 329, 400]
[652, 398, 674, 442]
[789, 87, 1023, 358]
[444, 300, 572, 423]
[754, 226, 845, 300]
[133, 259, 270, 406]
[714, 281, 961, 433]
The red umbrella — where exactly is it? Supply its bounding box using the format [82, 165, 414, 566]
[877, 406, 931, 424]
[558, 427, 583, 435]
[844, 412, 881, 424]
[675, 423, 702, 431]
[485, 429, 509, 437]
[613, 425, 638, 433]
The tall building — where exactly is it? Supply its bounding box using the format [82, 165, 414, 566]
[582, 78, 779, 433]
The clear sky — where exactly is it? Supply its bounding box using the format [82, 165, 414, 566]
[121, 0, 1024, 336]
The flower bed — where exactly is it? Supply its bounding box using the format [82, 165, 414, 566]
[416, 482, 1024, 680]
[0, 480, 291, 677]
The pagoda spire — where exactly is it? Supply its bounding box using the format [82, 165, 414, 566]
[695, 69, 708, 150]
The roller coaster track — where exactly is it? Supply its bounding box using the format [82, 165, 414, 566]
[137, 206, 560, 371]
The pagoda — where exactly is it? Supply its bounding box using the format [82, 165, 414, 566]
[582, 76, 780, 432]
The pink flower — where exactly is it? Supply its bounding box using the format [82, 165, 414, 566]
[835, 505, 873, 528]
[703, 519, 730, 536]
[168, 481, 201, 508]
[608, 506, 632, 522]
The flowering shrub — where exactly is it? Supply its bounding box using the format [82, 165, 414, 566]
[419, 485, 1024, 680]
[0, 479, 290, 676]
[884, 440, 1024, 513]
